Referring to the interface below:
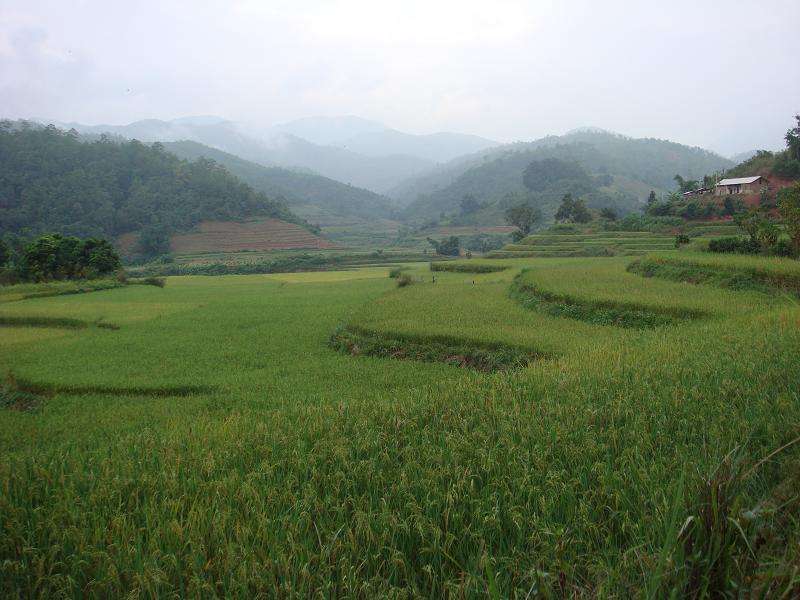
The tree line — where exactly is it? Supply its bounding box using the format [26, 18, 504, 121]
[0, 122, 316, 256]
[0, 233, 122, 283]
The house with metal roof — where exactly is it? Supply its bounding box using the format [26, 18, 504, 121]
[714, 176, 768, 196]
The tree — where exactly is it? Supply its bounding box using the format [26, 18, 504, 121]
[647, 190, 657, 205]
[674, 174, 700, 193]
[505, 204, 540, 241]
[0, 240, 9, 267]
[778, 183, 800, 255]
[785, 114, 800, 161]
[733, 210, 762, 243]
[722, 197, 736, 216]
[138, 223, 171, 257]
[427, 236, 460, 256]
[79, 238, 122, 275]
[554, 194, 576, 222]
[571, 199, 592, 223]
[600, 207, 618, 221]
[20, 233, 122, 281]
[460, 194, 481, 216]
[523, 158, 592, 192]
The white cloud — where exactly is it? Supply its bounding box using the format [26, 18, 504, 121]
[0, 0, 798, 154]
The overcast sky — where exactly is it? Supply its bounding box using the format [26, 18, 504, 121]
[1, 0, 798, 155]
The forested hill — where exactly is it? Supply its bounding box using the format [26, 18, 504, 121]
[0, 122, 311, 239]
[397, 130, 735, 223]
[163, 140, 396, 221]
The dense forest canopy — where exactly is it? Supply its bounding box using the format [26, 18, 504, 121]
[0, 122, 311, 240]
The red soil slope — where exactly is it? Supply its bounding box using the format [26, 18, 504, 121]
[117, 219, 337, 255]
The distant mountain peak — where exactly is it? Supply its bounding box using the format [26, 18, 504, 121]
[564, 126, 619, 136]
[271, 115, 388, 146]
[170, 115, 227, 126]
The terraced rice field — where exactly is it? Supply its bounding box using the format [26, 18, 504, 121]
[490, 221, 761, 259]
[489, 232, 676, 258]
[118, 218, 336, 255]
[2, 254, 799, 597]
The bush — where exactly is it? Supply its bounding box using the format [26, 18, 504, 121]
[397, 274, 413, 287]
[707, 238, 760, 254]
[388, 268, 402, 279]
[675, 234, 690, 248]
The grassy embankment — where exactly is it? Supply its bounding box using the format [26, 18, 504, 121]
[489, 221, 772, 259]
[1, 257, 799, 597]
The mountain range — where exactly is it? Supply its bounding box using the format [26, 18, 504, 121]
[47, 116, 496, 193]
[19, 115, 740, 238]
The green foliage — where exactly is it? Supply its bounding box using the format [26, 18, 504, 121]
[459, 194, 482, 215]
[674, 174, 700, 193]
[554, 193, 592, 223]
[785, 114, 800, 161]
[0, 123, 310, 240]
[675, 234, 690, 247]
[430, 261, 508, 274]
[504, 203, 540, 240]
[523, 158, 594, 193]
[137, 223, 171, 258]
[427, 236, 460, 256]
[0, 240, 8, 267]
[629, 253, 800, 294]
[401, 132, 718, 224]
[600, 206, 618, 220]
[707, 237, 760, 255]
[645, 196, 719, 219]
[19, 233, 121, 282]
[778, 183, 800, 255]
[461, 234, 507, 254]
[396, 273, 413, 287]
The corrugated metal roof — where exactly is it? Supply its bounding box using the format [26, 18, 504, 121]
[716, 176, 763, 186]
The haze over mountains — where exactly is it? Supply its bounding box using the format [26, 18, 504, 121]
[14, 113, 745, 239]
[45, 115, 497, 193]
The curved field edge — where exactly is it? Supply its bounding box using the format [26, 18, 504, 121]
[329, 325, 550, 371]
[628, 256, 800, 296]
[429, 261, 509, 274]
[2, 272, 800, 597]
[510, 270, 706, 329]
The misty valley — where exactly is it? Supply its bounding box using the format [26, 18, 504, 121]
[2, 2, 800, 597]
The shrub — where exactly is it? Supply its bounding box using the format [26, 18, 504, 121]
[707, 238, 759, 254]
[388, 268, 402, 279]
[397, 274, 413, 287]
[675, 234, 690, 248]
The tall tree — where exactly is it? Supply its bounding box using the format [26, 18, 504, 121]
[778, 183, 800, 255]
[505, 204, 541, 241]
[459, 194, 481, 215]
[785, 114, 800, 161]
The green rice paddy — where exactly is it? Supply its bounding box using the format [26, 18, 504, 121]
[1, 254, 799, 597]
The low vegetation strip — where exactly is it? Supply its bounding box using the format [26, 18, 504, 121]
[628, 255, 800, 296]
[510, 271, 705, 328]
[329, 326, 545, 371]
[429, 261, 509, 274]
[0, 315, 90, 329]
[9, 376, 215, 398]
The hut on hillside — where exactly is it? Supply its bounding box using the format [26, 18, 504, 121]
[714, 176, 768, 196]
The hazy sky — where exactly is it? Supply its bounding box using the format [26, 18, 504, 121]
[1, 0, 798, 155]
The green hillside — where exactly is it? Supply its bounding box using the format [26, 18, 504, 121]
[0, 123, 311, 241]
[397, 131, 733, 223]
[163, 141, 397, 223]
